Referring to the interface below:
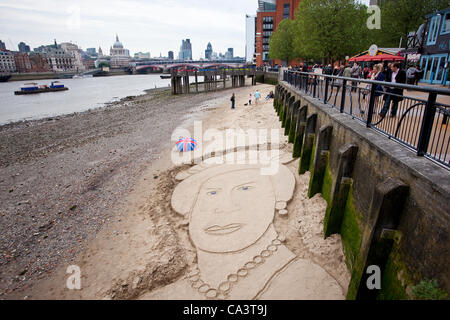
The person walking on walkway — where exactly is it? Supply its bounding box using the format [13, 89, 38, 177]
[351, 63, 362, 92]
[337, 65, 345, 77]
[302, 63, 309, 73]
[333, 65, 341, 76]
[363, 63, 385, 113]
[254, 90, 261, 105]
[340, 64, 352, 90]
[414, 66, 423, 86]
[231, 93, 235, 109]
[379, 63, 406, 118]
[343, 64, 352, 78]
[383, 63, 393, 82]
[406, 65, 419, 86]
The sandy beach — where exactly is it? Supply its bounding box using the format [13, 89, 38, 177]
[0, 86, 229, 298]
[1, 82, 350, 300]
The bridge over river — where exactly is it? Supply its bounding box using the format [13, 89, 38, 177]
[168, 66, 257, 95]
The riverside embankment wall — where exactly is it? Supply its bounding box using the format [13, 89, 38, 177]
[277, 81, 450, 300]
[256, 71, 279, 85]
[9, 69, 131, 82]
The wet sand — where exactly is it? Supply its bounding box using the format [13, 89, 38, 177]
[0, 87, 230, 298]
[1, 82, 350, 300]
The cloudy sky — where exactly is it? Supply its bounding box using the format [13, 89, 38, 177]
[0, 0, 258, 59]
[0, 0, 371, 59]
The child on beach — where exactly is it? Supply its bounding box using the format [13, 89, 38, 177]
[266, 91, 274, 100]
[254, 90, 261, 105]
[249, 93, 252, 105]
[231, 93, 235, 109]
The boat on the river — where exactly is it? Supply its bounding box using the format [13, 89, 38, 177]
[14, 81, 69, 95]
[72, 74, 93, 79]
[160, 74, 171, 79]
[0, 74, 11, 82]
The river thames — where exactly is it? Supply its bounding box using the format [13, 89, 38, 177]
[0, 74, 174, 125]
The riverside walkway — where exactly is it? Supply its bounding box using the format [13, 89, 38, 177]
[283, 70, 450, 169]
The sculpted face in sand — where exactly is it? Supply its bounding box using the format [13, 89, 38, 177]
[153, 152, 344, 300]
[190, 169, 275, 253]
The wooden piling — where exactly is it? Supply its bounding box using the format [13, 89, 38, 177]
[299, 113, 317, 174]
[347, 178, 409, 300]
[195, 70, 198, 93]
[308, 125, 333, 198]
[323, 144, 359, 237]
[223, 69, 226, 89]
[293, 105, 307, 158]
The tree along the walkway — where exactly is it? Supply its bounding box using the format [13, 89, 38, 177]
[269, 19, 295, 66]
[293, 0, 371, 64]
[373, 0, 450, 48]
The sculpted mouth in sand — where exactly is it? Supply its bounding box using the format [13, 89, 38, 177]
[140, 152, 345, 300]
[204, 224, 243, 235]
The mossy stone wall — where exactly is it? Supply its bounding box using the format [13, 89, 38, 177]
[280, 83, 450, 300]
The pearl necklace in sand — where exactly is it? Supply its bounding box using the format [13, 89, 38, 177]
[186, 236, 284, 300]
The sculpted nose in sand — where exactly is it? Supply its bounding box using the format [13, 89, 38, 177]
[190, 169, 275, 253]
[141, 157, 344, 300]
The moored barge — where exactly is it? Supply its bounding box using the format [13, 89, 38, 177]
[14, 81, 69, 95]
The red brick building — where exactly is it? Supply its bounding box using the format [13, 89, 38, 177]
[256, 10, 276, 67]
[82, 58, 96, 70]
[13, 52, 32, 73]
[275, 0, 302, 25]
[28, 53, 51, 73]
[255, 0, 302, 67]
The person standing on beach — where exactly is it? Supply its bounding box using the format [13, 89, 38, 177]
[249, 93, 252, 105]
[254, 90, 261, 105]
[231, 93, 235, 109]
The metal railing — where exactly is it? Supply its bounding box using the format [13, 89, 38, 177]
[283, 70, 450, 169]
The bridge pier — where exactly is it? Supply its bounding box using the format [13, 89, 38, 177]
[223, 69, 226, 89]
[171, 76, 176, 95]
[195, 70, 199, 93]
[183, 72, 190, 94]
[232, 75, 243, 88]
[170, 67, 256, 95]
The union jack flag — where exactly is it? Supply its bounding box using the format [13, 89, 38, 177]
[176, 137, 198, 152]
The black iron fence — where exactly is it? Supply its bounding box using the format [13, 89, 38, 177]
[283, 70, 450, 169]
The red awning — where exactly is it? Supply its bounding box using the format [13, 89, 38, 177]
[349, 53, 405, 62]
[349, 54, 372, 62]
[368, 53, 405, 61]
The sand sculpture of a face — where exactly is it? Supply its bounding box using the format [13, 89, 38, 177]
[147, 153, 345, 300]
[172, 154, 296, 254]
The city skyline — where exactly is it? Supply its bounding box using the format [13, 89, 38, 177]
[0, 0, 258, 59]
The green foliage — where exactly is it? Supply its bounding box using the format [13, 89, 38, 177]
[293, 0, 371, 63]
[412, 279, 448, 300]
[269, 19, 295, 65]
[377, 249, 410, 300]
[98, 61, 110, 68]
[374, 0, 450, 47]
[340, 186, 362, 271]
[269, 0, 448, 64]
